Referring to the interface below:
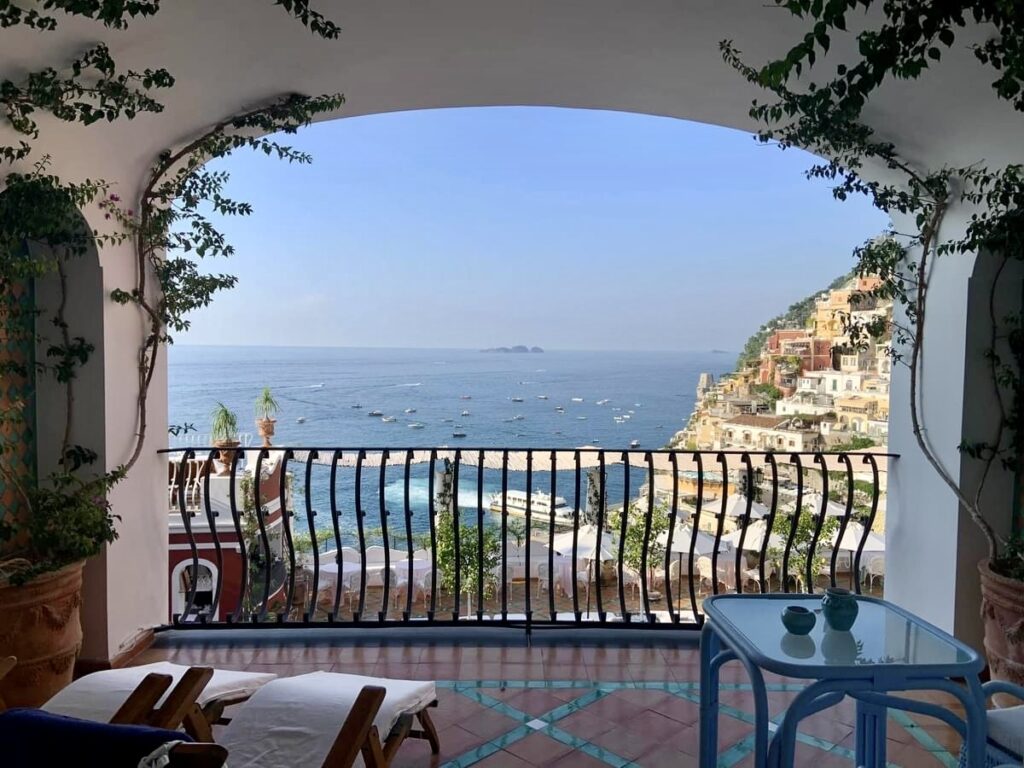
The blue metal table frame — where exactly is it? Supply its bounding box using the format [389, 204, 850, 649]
[699, 594, 987, 768]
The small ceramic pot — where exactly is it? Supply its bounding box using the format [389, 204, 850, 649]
[781, 605, 816, 635]
[821, 587, 859, 631]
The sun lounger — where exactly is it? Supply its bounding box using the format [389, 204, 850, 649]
[218, 671, 439, 767]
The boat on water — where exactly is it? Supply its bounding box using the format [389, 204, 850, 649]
[596, 399, 610, 405]
[460, 395, 472, 400]
[461, 410, 471, 416]
[404, 408, 417, 414]
[510, 396, 524, 403]
[555, 406, 565, 413]
[630, 439, 641, 448]
[576, 416, 587, 420]
[537, 394, 549, 400]
[367, 410, 383, 417]
[442, 418, 454, 423]
[489, 490, 574, 524]
[571, 397, 584, 403]
[296, 417, 306, 424]
[408, 422, 425, 429]
[511, 414, 525, 421]
[381, 416, 397, 423]
[351, 404, 362, 409]
[310, 383, 324, 389]
[452, 431, 467, 438]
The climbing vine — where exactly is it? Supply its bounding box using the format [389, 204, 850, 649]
[0, 1, 342, 583]
[722, 1, 1024, 578]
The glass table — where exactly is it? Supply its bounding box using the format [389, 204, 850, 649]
[699, 594, 987, 767]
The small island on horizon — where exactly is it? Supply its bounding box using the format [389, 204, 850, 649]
[481, 345, 544, 353]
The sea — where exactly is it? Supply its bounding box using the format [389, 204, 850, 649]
[168, 346, 735, 544]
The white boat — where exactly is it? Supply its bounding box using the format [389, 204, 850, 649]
[442, 418, 454, 423]
[555, 406, 565, 413]
[408, 422, 425, 429]
[461, 410, 471, 416]
[510, 396, 524, 403]
[452, 431, 467, 438]
[460, 395, 472, 400]
[310, 383, 324, 389]
[404, 408, 417, 414]
[296, 417, 306, 424]
[367, 410, 383, 417]
[488, 490, 574, 524]
[596, 399, 610, 405]
[511, 414, 525, 421]
[537, 395, 549, 400]
[630, 439, 641, 448]
[381, 416, 397, 423]
[351, 404, 362, 409]
[576, 416, 587, 420]
[571, 397, 584, 403]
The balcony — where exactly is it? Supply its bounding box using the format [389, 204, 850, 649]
[164, 447, 890, 630]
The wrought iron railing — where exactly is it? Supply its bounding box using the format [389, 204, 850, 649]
[160, 446, 893, 632]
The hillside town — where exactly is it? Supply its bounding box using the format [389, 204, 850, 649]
[673, 274, 892, 454]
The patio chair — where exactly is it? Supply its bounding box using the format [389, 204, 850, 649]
[0, 707, 228, 768]
[957, 680, 1024, 768]
[862, 553, 885, 591]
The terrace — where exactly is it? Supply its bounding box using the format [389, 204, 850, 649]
[3, 2, 1022, 766]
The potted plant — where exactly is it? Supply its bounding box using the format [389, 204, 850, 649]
[210, 402, 240, 475]
[723, 3, 1024, 689]
[254, 387, 279, 447]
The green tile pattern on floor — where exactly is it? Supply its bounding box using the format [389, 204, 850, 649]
[437, 679, 960, 768]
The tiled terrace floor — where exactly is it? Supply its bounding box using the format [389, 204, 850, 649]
[133, 631, 964, 767]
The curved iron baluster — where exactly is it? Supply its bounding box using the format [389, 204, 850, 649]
[452, 450, 462, 621]
[616, 452, 630, 621]
[304, 450, 320, 621]
[759, 453, 780, 594]
[734, 453, 754, 595]
[403, 450, 414, 621]
[710, 453, 729, 596]
[781, 454, 805, 594]
[278, 449, 296, 622]
[640, 451, 655, 622]
[253, 449, 273, 621]
[854, 454, 881, 595]
[427, 451, 438, 620]
[176, 450, 200, 623]
[476, 451, 485, 621]
[200, 449, 224, 621]
[828, 453, 855, 589]
[355, 450, 368, 621]
[524, 450, 533, 623]
[665, 452, 679, 623]
[379, 450, 391, 623]
[572, 450, 582, 619]
[328, 450, 345, 621]
[227, 449, 248, 623]
[548, 450, 557, 621]
[500, 450, 509, 621]
[595, 452, 607, 619]
[807, 454, 830, 595]
[688, 452, 704, 622]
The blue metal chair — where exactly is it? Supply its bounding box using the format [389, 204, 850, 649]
[0, 707, 226, 767]
[959, 680, 1024, 768]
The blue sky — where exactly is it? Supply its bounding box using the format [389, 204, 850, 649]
[179, 106, 888, 352]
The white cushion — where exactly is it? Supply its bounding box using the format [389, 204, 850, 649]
[42, 662, 277, 722]
[988, 704, 1024, 759]
[220, 671, 436, 768]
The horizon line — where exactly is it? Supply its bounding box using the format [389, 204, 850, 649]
[171, 342, 738, 355]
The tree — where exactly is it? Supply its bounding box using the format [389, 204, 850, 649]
[768, 506, 839, 590]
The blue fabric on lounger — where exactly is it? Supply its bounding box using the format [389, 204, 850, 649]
[0, 707, 191, 768]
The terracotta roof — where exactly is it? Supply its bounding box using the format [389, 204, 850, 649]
[724, 415, 790, 428]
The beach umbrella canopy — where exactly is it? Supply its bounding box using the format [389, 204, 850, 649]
[656, 524, 722, 556]
[720, 494, 769, 520]
[551, 525, 618, 561]
[828, 521, 885, 553]
[721, 519, 786, 552]
[794, 492, 849, 517]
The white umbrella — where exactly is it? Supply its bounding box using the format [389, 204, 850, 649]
[721, 519, 786, 552]
[720, 494, 769, 520]
[795, 492, 849, 518]
[551, 525, 618, 561]
[829, 521, 885, 552]
[656, 524, 721, 556]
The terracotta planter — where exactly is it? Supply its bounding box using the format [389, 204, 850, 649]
[213, 440, 240, 475]
[979, 559, 1024, 697]
[0, 561, 84, 707]
[256, 418, 276, 447]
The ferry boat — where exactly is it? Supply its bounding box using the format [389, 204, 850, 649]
[488, 490, 574, 524]
[367, 410, 383, 417]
